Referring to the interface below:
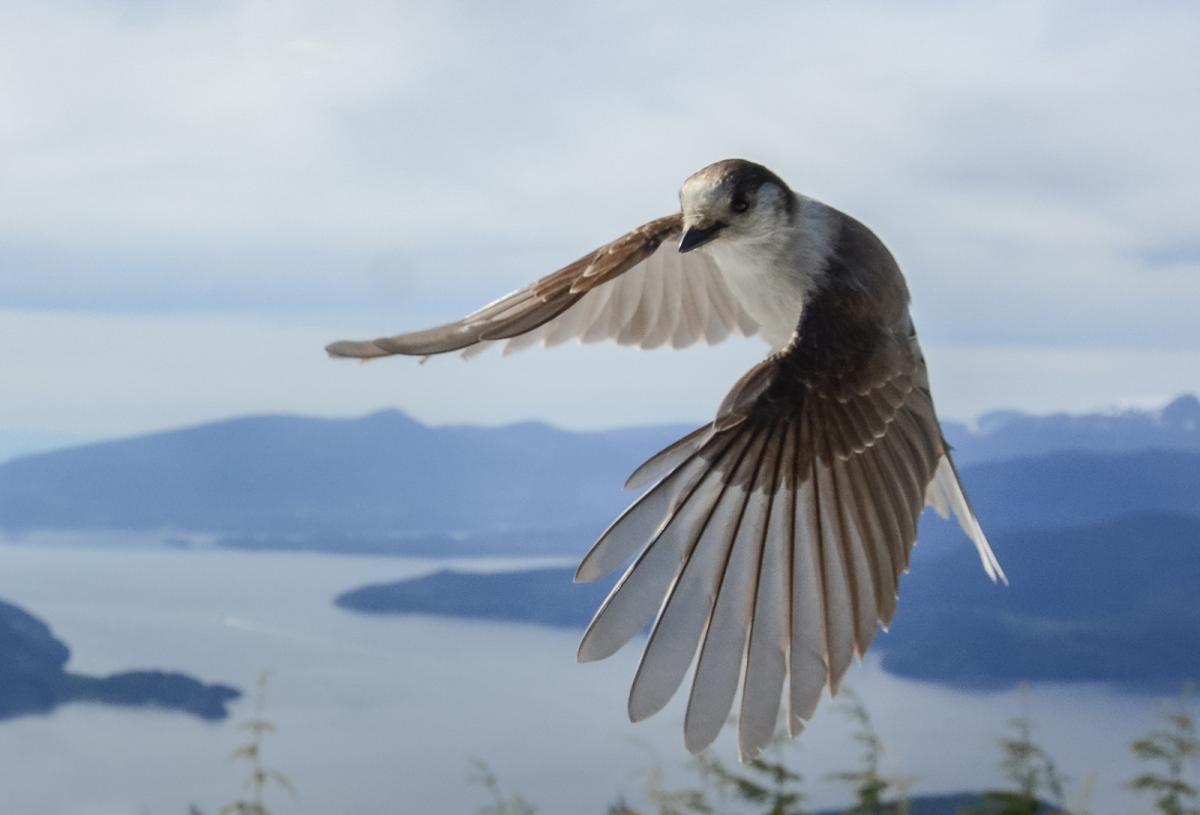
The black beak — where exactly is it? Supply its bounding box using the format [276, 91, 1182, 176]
[678, 222, 725, 253]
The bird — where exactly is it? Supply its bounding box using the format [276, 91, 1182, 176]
[326, 158, 1006, 760]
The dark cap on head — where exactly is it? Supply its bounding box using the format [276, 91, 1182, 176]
[690, 158, 795, 214]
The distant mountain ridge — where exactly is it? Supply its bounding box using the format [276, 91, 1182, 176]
[0, 411, 686, 537]
[1, 396, 1198, 551]
[943, 393, 1200, 464]
[3, 398, 1197, 721]
[0, 431, 81, 466]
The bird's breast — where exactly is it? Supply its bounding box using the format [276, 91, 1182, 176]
[705, 239, 816, 351]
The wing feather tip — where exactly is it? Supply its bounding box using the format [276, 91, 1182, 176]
[683, 730, 717, 756]
[576, 637, 609, 664]
[787, 716, 807, 739]
[627, 693, 668, 724]
[325, 339, 385, 359]
[989, 557, 1010, 586]
[623, 468, 654, 492]
[738, 745, 762, 764]
[573, 560, 601, 584]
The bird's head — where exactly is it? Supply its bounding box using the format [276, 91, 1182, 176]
[677, 159, 796, 253]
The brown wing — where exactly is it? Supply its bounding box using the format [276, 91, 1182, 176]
[325, 214, 759, 360]
[574, 229, 1004, 761]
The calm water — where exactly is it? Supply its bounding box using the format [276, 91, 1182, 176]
[0, 540, 1165, 814]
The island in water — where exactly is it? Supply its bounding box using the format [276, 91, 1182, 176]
[335, 512, 1200, 690]
[0, 598, 239, 721]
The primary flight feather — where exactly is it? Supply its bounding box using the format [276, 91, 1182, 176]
[327, 158, 1005, 760]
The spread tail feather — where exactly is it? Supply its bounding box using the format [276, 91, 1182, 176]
[925, 453, 1007, 584]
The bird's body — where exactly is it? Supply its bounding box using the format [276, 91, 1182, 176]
[328, 159, 1004, 759]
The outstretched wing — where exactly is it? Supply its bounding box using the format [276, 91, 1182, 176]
[325, 213, 759, 360]
[575, 273, 1004, 761]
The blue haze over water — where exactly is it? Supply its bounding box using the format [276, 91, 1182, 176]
[0, 542, 1171, 815]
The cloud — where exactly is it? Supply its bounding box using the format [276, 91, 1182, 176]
[0, 308, 765, 437]
[1, 1, 1198, 434]
[5, 309, 1199, 441]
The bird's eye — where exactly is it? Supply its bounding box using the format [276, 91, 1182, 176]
[730, 196, 749, 214]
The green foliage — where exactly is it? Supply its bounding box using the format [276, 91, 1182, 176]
[174, 672, 1200, 815]
[607, 748, 715, 815]
[604, 732, 806, 815]
[1127, 685, 1200, 815]
[611, 692, 917, 815]
[960, 699, 1065, 815]
[222, 672, 295, 815]
[191, 672, 295, 815]
[470, 758, 538, 815]
[824, 687, 912, 815]
[699, 734, 808, 815]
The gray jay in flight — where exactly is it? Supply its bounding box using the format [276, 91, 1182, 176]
[327, 158, 1005, 760]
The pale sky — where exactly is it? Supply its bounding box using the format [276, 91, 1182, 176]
[2, 1, 1199, 451]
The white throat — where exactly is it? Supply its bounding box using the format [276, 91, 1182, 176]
[702, 196, 836, 350]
